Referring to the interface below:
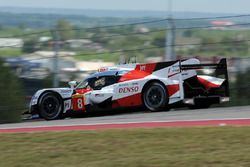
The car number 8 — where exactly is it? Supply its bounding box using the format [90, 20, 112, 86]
[77, 98, 83, 109]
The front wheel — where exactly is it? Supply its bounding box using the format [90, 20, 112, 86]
[38, 92, 63, 120]
[142, 82, 169, 111]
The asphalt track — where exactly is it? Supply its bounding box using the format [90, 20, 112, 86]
[0, 106, 250, 133]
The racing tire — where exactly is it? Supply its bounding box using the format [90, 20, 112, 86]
[38, 92, 63, 120]
[142, 82, 169, 112]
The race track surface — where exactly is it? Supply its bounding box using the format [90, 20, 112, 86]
[0, 106, 250, 132]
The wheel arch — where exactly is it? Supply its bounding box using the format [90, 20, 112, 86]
[142, 79, 168, 95]
[38, 90, 64, 106]
[141, 79, 169, 104]
[141, 79, 169, 111]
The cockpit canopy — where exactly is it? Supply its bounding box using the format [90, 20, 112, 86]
[76, 70, 129, 90]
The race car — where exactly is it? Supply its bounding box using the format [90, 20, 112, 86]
[29, 58, 229, 120]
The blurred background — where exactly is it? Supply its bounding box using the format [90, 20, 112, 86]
[0, 0, 250, 123]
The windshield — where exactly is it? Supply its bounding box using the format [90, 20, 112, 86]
[75, 77, 106, 90]
[76, 75, 118, 90]
[76, 79, 89, 89]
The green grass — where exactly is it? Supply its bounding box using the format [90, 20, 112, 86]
[0, 48, 23, 57]
[0, 27, 24, 37]
[1, 127, 250, 167]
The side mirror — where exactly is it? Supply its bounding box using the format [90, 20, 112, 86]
[68, 81, 77, 88]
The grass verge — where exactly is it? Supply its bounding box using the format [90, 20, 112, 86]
[1, 127, 250, 167]
[0, 48, 23, 57]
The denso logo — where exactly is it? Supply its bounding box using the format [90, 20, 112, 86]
[119, 86, 139, 93]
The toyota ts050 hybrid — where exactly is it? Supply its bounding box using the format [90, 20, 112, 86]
[29, 58, 229, 120]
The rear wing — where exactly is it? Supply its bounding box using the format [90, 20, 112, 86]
[180, 58, 229, 97]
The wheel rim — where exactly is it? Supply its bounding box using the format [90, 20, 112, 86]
[144, 85, 165, 109]
[41, 95, 61, 118]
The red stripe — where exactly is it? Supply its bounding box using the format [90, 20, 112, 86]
[168, 72, 179, 78]
[197, 76, 220, 89]
[113, 93, 142, 108]
[118, 70, 150, 82]
[118, 63, 156, 82]
[1, 119, 250, 133]
[167, 84, 179, 96]
[135, 63, 156, 73]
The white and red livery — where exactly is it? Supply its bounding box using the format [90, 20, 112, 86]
[29, 58, 229, 120]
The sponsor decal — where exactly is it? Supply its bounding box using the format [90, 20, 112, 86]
[168, 65, 181, 78]
[119, 83, 129, 87]
[139, 65, 146, 71]
[60, 89, 72, 94]
[132, 82, 139, 85]
[98, 67, 108, 72]
[98, 67, 117, 72]
[182, 72, 188, 76]
[118, 86, 139, 93]
[64, 101, 70, 109]
[64, 99, 71, 112]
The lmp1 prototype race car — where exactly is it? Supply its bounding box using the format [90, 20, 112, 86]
[29, 58, 229, 120]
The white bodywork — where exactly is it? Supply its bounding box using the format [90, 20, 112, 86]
[30, 88, 74, 113]
[30, 58, 227, 114]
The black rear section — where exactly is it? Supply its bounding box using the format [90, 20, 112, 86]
[181, 58, 229, 104]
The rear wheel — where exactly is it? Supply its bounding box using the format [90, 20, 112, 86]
[143, 82, 168, 111]
[38, 92, 63, 120]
